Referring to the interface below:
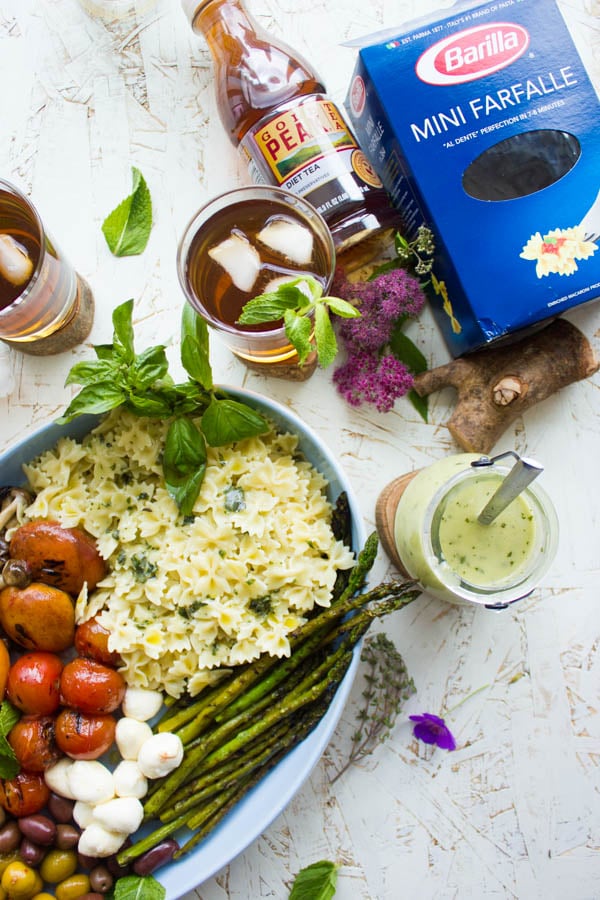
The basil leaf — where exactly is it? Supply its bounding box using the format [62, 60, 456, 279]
[64, 359, 119, 387]
[0, 701, 20, 779]
[289, 860, 339, 900]
[112, 874, 166, 900]
[181, 335, 213, 391]
[94, 343, 116, 360]
[102, 167, 153, 258]
[126, 391, 173, 418]
[57, 383, 127, 423]
[168, 381, 211, 416]
[313, 303, 337, 369]
[112, 299, 136, 363]
[201, 397, 269, 447]
[284, 310, 312, 365]
[163, 417, 207, 516]
[181, 307, 213, 389]
[181, 304, 209, 356]
[131, 345, 169, 389]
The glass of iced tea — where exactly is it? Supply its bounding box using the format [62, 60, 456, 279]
[0, 178, 94, 356]
[176, 185, 335, 379]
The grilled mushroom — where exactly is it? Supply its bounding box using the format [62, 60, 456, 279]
[0, 487, 32, 534]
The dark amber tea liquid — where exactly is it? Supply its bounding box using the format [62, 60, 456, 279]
[184, 197, 332, 333]
[0, 187, 41, 312]
[0, 183, 91, 349]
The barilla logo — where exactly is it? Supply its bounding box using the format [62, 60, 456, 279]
[416, 23, 530, 86]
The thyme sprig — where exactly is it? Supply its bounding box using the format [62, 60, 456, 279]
[329, 632, 415, 784]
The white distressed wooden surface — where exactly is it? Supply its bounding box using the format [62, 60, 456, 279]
[1, 1, 600, 897]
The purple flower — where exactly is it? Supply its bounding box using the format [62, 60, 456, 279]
[330, 266, 427, 413]
[334, 269, 426, 353]
[409, 713, 456, 751]
[333, 351, 414, 413]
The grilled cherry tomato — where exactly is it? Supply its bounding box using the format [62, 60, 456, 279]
[7, 652, 63, 716]
[0, 583, 75, 653]
[8, 715, 62, 773]
[55, 709, 116, 760]
[60, 658, 125, 715]
[0, 771, 50, 817]
[9, 521, 106, 596]
[74, 617, 121, 667]
[0, 640, 9, 701]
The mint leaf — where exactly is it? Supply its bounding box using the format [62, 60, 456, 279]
[238, 292, 299, 324]
[284, 309, 312, 365]
[0, 701, 20, 779]
[324, 297, 361, 319]
[112, 874, 166, 900]
[102, 167, 153, 257]
[289, 860, 338, 900]
[313, 303, 337, 368]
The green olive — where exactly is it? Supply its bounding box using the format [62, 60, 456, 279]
[0, 859, 43, 898]
[54, 873, 92, 900]
[39, 848, 78, 885]
[0, 852, 19, 878]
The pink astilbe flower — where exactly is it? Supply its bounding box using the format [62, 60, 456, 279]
[332, 267, 427, 411]
[333, 351, 414, 413]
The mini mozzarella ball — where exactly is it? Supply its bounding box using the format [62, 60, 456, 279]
[137, 732, 184, 779]
[73, 800, 95, 828]
[68, 760, 115, 804]
[45, 758, 77, 800]
[122, 687, 164, 722]
[113, 760, 148, 799]
[115, 717, 153, 761]
[78, 822, 126, 858]
[93, 796, 144, 835]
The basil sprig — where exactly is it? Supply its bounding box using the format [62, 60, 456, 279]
[59, 300, 268, 516]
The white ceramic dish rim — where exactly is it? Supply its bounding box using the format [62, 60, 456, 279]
[0, 385, 366, 898]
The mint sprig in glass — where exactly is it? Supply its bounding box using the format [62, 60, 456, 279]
[238, 275, 360, 368]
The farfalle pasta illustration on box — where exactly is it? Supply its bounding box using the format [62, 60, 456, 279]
[521, 188, 600, 278]
[520, 225, 597, 278]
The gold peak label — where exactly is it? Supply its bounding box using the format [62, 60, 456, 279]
[254, 97, 357, 183]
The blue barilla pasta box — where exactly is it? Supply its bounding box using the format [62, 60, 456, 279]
[344, 0, 600, 356]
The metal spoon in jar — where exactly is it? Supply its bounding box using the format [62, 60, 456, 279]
[471, 452, 544, 525]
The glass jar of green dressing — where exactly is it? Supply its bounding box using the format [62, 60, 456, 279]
[393, 453, 559, 609]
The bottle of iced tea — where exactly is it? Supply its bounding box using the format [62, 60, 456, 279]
[180, 0, 400, 264]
